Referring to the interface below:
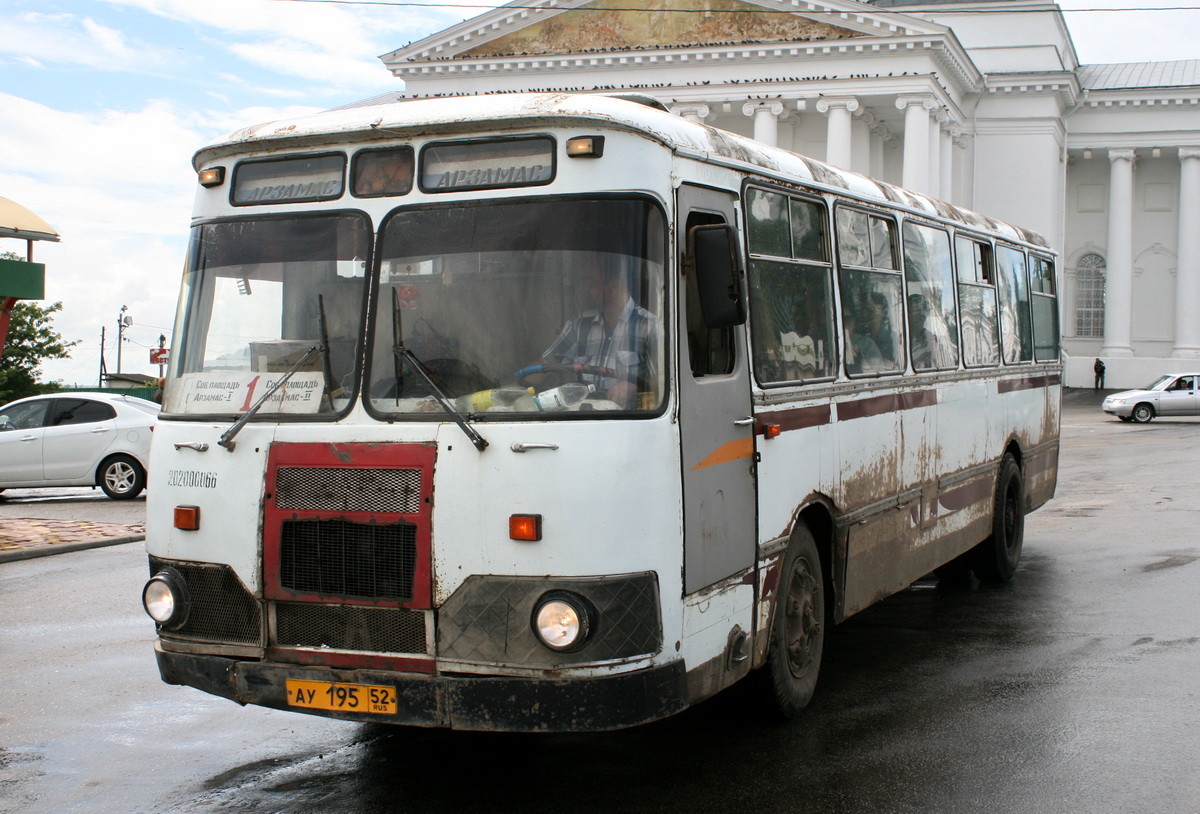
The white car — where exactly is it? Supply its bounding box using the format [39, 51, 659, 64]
[1102, 373, 1200, 423]
[0, 392, 160, 499]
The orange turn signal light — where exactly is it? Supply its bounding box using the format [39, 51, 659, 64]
[762, 423, 782, 439]
[509, 514, 542, 542]
[174, 505, 200, 531]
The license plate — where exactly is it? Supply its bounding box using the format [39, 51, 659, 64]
[286, 679, 398, 714]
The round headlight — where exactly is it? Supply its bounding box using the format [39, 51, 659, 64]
[532, 591, 594, 652]
[143, 569, 189, 629]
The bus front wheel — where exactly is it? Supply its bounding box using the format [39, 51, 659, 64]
[764, 524, 825, 717]
[973, 454, 1024, 583]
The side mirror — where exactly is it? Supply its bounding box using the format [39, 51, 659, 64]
[687, 223, 746, 329]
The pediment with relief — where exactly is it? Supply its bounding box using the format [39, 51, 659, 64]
[459, 0, 864, 58]
[382, 0, 939, 65]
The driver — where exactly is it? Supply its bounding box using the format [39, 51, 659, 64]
[539, 256, 659, 408]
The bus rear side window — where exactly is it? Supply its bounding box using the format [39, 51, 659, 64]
[1030, 255, 1060, 362]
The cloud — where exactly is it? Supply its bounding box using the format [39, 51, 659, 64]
[1, 11, 176, 73]
[0, 90, 331, 383]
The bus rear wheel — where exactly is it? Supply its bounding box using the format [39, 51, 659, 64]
[973, 454, 1024, 583]
[764, 524, 825, 717]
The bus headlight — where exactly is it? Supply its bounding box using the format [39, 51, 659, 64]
[532, 591, 594, 652]
[142, 569, 189, 629]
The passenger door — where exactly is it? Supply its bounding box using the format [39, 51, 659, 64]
[0, 399, 51, 485]
[677, 184, 757, 594]
[42, 398, 118, 481]
[1158, 376, 1198, 416]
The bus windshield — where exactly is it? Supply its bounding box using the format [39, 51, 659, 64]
[366, 197, 667, 417]
[166, 213, 371, 417]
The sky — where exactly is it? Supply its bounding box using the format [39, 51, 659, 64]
[3, 0, 1200, 386]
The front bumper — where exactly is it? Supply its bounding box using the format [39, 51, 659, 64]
[1102, 399, 1131, 417]
[155, 645, 688, 732]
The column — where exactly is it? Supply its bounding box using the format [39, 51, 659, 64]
[742, 101, 784, 147]
[939, 125, 955, 202]
[1102, 149, 1136, 357]
[897, 96, 936, 195]
[815, 97, 859, 169]
[1173, 147, 1200, 357]
[670, 104, 710, 124]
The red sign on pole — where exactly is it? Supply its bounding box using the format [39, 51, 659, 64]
[150, 348, 170, 365]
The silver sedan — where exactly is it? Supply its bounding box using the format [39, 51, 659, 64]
[1102, 373, 1200, 423]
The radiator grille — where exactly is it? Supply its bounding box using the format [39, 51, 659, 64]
[275, 467, 421, 513]
[275, 602, 427, 654]
[279, 518, 417, 601]
[149, 557, 262, 645]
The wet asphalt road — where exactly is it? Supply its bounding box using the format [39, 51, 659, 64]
[1, 394, 1198, 814]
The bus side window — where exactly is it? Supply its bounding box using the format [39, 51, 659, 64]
[955, 237, 1001, 366]
[996, 245, 1033, 364]
[902, 222, 960, 372]
[746, 189, 835, 383]
[684, 211, 735, 377]
[836, 207, 905, 376]
[1029, 255, 1060, 362]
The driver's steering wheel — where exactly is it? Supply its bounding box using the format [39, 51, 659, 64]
[514, 363, 621, 388]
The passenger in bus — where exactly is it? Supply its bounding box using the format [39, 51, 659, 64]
[843, 310, 883, 374]
[539, 256, 659, 407]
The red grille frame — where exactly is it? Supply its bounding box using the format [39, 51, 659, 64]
[263, 442, 435, 609]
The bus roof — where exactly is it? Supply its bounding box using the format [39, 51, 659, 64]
[196, 92, 1048, 250]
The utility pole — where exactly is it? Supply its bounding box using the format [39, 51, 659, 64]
[116, 305, 131, 375]
[99, 325, 107, 386]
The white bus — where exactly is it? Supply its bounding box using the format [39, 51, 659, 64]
[141, 93, 1060, 731]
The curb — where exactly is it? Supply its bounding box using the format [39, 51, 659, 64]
[0, 534, 145, 564]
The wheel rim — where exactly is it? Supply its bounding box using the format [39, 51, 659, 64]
[105, 462, 136, 494]
[783, 556, 821, 679]
[1135, 405, 1151, 421]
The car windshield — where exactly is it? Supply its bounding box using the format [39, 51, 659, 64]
[1147, 375, 1175, 391]
[366, 197, 667, 417]
[164, 214, 371, 416]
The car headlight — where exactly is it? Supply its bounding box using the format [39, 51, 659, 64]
[1108, 398, 1125, 406]
[531, 591, 594, 652]
[142, 568, 189, 629]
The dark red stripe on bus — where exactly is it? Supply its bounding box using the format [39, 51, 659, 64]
[837, 388, 937, 421]
[757, 403, 832, 435]
[998, 373, 1062, 393]
[938, 476, 993, 512]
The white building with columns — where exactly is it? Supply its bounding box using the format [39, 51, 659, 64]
[375, 0, 1200, 388]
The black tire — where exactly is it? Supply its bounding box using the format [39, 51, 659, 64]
[1118, 415, 1133, 422]
[1131, 403, 1155, 423]
[98, 454, 146, 500]
[764, 524, 825, 717]
[973, 454, 1024, 583]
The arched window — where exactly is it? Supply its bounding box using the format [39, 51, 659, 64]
[1075, 253, 1106, 337]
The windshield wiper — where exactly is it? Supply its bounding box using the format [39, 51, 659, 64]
[391, 288, 488, 452]
[218, 344, 321, 452]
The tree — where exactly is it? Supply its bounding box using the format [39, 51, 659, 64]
[0, 251, 77, 403]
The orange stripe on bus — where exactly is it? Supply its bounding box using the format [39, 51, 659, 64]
[691, 436, 755, 470]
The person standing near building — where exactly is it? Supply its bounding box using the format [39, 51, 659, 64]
[1094, 357, 1106, 390]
